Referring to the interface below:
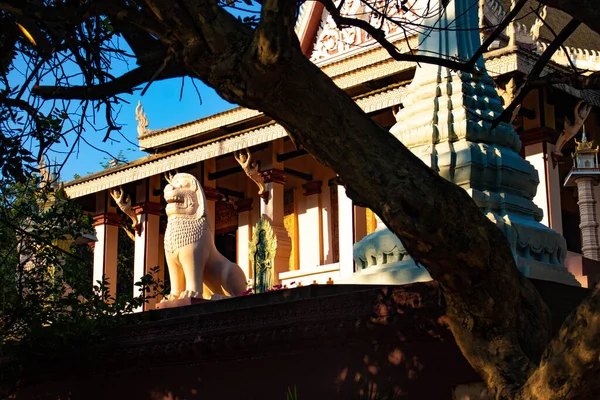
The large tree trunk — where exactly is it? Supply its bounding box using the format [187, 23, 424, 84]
[11, 0, 600, 397]
[160, 3, 550, 396]
[230, 47, 552, 399]
[175, 3, 599, 397]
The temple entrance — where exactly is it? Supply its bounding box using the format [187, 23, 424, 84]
[215, 229, 237, 263]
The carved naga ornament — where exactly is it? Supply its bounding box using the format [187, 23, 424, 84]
[110, 186, 140, 239]
[234, 148, 269, 204]
[553, 100, 593, 166]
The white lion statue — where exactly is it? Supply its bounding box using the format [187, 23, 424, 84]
[163, 172, 247, 299]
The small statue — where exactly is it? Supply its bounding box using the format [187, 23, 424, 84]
[163, 173, 247, 299]
[234, 148, 268, 203]
[249, 216, 277, 293]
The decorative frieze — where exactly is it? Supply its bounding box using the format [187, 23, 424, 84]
[65, 124, 288, 199]
[261, 169, 286, 185]
[235, 198, 254, 213]
[310, 0, 417, 62]
[139, 107, 262, 149]
[92, 212, 121, 227]
[302, 180, 322, 196]
[202, 186, 222, 202]
[215, 201, 238, 232]
[132, 201, 164, 216]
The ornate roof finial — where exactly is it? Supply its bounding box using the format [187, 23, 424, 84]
[50, 157, 59, 188]
[136, 100, 149, 137]
[530, 5, 547, 41]
[574, 125, 598, 152]
[38, 156, 51, 187]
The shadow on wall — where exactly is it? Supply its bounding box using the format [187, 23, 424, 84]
[22, 287, 481, 400]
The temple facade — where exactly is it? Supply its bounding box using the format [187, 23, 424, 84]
[64, 0, 600, 309]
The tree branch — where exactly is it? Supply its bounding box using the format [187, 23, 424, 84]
[466, 0, 528, 68]
[517, 281, 600, 399]
[0, 0, 122, 25]
[32, 64, 182, 100]
[494, 18, 581, 127]
[319, 0, 476, 73]
[250, 0, 300, 67]
[540, 0, 600, 36]
[530, 5, 578, 74]
[109, 19, 168, 61]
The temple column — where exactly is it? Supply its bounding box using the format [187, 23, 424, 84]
[92, 191, 119, 300]
[575, 177, 600, 260]
[236, 198, 254, 282]
[337, 185, 355, 278]
[259, 168, 291, 281]
[158, 229, 165, 286]
[354, 206, 367, 243]
[299, 181, 323, 268]
[321, 184, 334, 264]
[133, 176, 163, 310]
[203, 159, 219, 234]
[525, 142, 563, 233]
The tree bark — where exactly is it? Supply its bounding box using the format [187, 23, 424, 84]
[517, 283, 600, 399]
[5, 0, 600, 397]
[147, 3, 553, 395]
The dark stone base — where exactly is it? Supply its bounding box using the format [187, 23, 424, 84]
[155, 297, 208, 309]
[15, 281, 590, 400]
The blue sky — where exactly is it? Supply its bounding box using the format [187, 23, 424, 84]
[56, 79, 235, 181]
[45, 5, 260, 182]
[9, 39, 236, 182]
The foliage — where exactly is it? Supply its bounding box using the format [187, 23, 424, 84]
[285, 386, 298, 400]
[0, 179, 164, 397]
[284, 381, 402, 400]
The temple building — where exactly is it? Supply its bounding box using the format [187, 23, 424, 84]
[64, 0, 600, 309]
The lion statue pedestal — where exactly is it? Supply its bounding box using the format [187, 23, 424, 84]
[159, 172, 247, 306]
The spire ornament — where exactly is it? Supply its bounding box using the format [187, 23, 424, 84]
[136, 100, 149, 137]
[353, 0, 579, 286]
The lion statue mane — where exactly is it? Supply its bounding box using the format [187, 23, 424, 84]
[163, 172, 247, 299]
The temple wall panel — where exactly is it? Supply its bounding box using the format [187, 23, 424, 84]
[366, 209, 377, 235]
[320, 184, 334, 264]
[279, 264, 340, 287]
[522, 89, 542, 132]
[203, 159, 217, 234]
[283, 189, 298, 270]
[526, 142, 552, 229]
[354, 206, 368, 243]
[237, 208, 252, 282]
[338, 185, 355, 278]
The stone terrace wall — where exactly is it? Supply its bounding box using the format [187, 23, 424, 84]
[16, 281, 589, 400]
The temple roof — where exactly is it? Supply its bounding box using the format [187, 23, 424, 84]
[507, 0, 600, 51]
[64, 1, 599, 198]
[64, 82, 410, 198]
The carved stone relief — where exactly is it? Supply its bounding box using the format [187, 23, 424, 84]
[215, 201, 238, 232]
[310, 0, 410, 61]
[249, 216, 277, 293]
